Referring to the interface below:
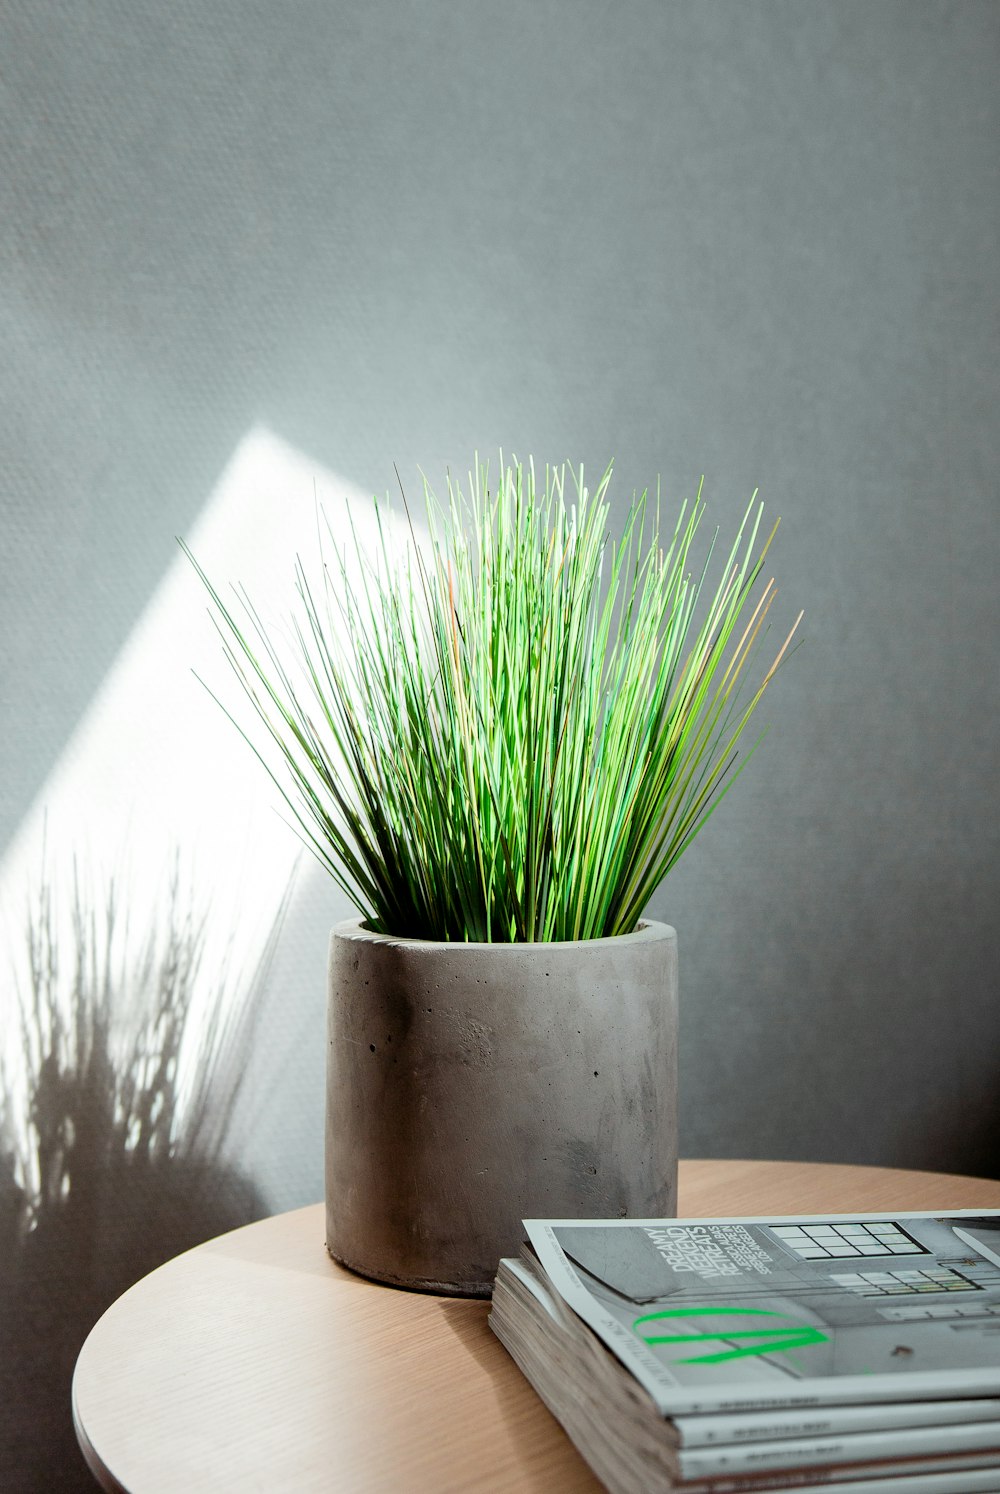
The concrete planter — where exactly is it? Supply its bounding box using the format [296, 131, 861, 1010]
[325, 918, 678, 1295]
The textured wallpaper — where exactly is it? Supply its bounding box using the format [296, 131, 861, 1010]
[1, 3, 998, 1484]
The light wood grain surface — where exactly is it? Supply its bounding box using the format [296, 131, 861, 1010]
[72, 1159, 1000, 1493]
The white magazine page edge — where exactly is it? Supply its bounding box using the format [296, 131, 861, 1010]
[499, 1255, 563, 1322]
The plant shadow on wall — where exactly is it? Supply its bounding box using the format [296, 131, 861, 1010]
[0, 857, 285, 1491]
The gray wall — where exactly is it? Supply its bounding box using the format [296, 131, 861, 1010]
[3, 0, 999, 1216]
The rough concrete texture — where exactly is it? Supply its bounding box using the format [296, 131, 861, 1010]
[325, 919, 678, 1295]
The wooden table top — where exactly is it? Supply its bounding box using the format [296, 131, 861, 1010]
[72, 1159, 1000, 1493]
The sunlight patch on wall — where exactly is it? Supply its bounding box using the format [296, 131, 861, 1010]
[0, 426, 409, 1124]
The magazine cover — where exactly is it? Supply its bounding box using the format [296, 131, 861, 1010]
[523, 1210, 1000, 1415]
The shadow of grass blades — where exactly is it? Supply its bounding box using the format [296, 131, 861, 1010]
[0, 858, 286, 1490]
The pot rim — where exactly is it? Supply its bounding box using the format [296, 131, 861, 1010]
[330, 916, 676, 951]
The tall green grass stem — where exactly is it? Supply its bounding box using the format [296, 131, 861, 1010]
[183, 458, 800, 941]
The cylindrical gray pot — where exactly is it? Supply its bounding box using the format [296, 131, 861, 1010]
[325, 918, 678, 1296]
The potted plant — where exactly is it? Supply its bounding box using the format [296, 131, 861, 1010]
[184, 458, 800, 1295]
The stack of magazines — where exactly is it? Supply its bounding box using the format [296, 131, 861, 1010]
[489, 1209, 1000, 1492]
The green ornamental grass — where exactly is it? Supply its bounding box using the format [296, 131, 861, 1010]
[183, 458, 800, 943]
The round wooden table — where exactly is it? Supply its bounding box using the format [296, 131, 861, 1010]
[72, 1159, 1000, 1492]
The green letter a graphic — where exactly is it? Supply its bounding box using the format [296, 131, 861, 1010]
[632, 1305, 829, 1364]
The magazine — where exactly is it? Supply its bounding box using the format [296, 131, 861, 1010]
[489, 1208, 1000, 1492]
[523, 1210, 1000, 1415]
